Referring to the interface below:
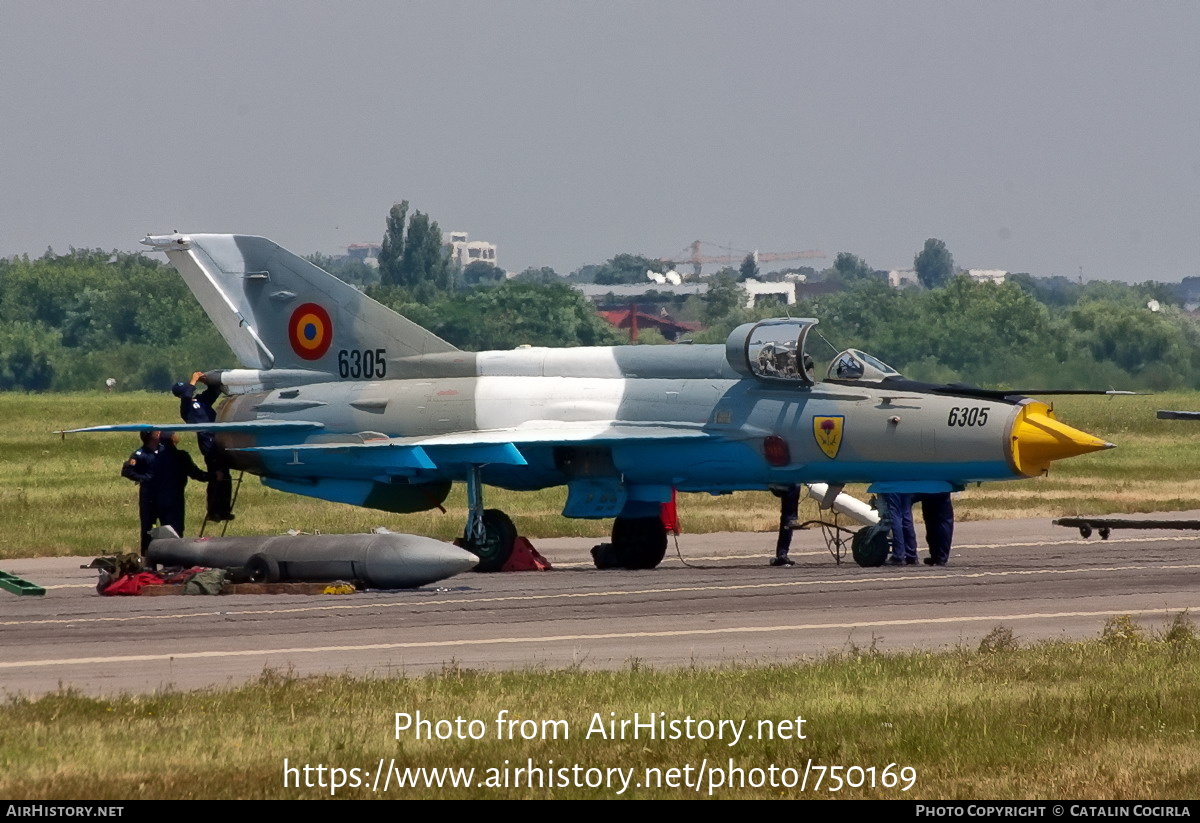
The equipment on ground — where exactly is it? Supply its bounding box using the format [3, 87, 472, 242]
[146, 527, 477, 588]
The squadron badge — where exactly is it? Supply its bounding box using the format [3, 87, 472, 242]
[812, 415, 845, 459]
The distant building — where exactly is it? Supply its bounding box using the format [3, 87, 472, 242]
[888, 268, 920, 288]
[966, 269, 1008, 285]
[346, 243, 381, 261]
[742, 279, 796, 308]
[795, 280, 845, 300]
[444, 231, 499, 270]
[887, 268, 1009, 287]
[344, 243, 382, 268]
[576, 283, 706, 302]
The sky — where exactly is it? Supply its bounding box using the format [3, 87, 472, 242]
[3, 1, 1198, 281]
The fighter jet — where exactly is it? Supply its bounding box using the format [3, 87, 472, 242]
[68, 234, 1114, 571]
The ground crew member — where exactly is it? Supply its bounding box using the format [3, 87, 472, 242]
[915, 491, 954, 565]
[881, 492, 918, 565]
[121, 429, 162, 554]
[172, 371, 233, 521]
[770, 484, 801, 566]
[151, 430, 210, 538]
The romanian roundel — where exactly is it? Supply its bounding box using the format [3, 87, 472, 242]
[288, 303, 333, 361]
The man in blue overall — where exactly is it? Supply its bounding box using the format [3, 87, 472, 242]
[770, 484, 802, 566]
[151, 430, 210, 538]
[172, 372, 234, 521]
[121, 429, 162, 554]
[915, 492, 954, 565]
[881, 493, 918, 565]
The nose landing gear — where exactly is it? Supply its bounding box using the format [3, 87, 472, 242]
[461, 466, 517, 572]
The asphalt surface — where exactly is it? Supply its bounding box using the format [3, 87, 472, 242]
[3, 513, 1199, 697]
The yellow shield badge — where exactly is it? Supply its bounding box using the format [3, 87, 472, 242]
[812, 415, 845, 459]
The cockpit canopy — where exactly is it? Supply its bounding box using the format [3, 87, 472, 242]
[825, 348, 900, 383]
[725, 319, 818, 386]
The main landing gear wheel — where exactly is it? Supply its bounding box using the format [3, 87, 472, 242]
[594, 516, 667, 570]
[464, 508, 517, 573]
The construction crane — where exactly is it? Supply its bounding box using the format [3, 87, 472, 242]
[661, 240, 826, 279]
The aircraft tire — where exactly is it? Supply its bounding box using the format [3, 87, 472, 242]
[466, 509, 517, 573]
[610, 517, 668, 570]
[850, 524, 890, 567]
[246, 552, 281, 583]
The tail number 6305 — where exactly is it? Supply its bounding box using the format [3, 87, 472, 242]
[338, 348, 387, 379]
[947, 406, 989, 427]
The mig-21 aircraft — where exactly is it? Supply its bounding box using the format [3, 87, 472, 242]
[68, 233, 1115, 570]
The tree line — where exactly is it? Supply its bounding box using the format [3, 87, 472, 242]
[1, 218, 1196, 392]
[694, 270, 1198, 390]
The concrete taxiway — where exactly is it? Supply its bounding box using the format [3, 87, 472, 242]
[2, 513, 1198, 697]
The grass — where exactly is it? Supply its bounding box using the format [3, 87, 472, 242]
[3, 390, 1200, 558]
[1, 616, 1197, 799]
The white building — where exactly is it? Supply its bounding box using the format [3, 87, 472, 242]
[444, 231, 498, 269]
[742, 279, 796, 307]
[887, 268, 1009, 287]
[966, 269, 1008, 285]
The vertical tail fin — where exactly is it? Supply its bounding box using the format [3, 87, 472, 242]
[142, 233, 457, 372]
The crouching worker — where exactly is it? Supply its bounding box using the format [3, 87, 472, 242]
[172, 371, 234, 521]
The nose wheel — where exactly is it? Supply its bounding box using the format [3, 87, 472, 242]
[462, 466, 517, 572]
[463, 509, 517, 572]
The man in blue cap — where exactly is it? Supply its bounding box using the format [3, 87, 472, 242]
[152, 429, 210, 538]
[121, 429, 163, 554]
[172, 372, 234, 521]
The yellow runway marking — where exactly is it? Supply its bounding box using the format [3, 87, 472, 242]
[5, 562, 1199, 628]
[3, 605, 1196, 670]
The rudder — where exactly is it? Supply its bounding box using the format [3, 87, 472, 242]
[142, 233, 457, 373]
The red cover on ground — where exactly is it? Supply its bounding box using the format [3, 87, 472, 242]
[501, 537, 552, 571]
[102, 572, 167, 596]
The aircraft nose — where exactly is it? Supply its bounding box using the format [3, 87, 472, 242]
[1009, 401, 1114, 477]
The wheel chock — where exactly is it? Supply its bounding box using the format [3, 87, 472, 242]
[501, 537, 552, 571]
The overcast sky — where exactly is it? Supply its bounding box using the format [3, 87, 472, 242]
[3, 1, 1198, 281]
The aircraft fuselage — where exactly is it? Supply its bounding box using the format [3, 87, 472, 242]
[216, 343, 1025, 515]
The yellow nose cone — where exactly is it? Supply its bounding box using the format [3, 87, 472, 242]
[1009, 401, 1114, 477]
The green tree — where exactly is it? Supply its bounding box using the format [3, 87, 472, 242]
[398, 210, 451, 295]
[914, 238, 954, 289]
[0, 321, 60, 390]
[432, 282, 622, 350]
[738, 253, 759, 282]
[583, 254, 664, 285]
[462, 261, 505, 287]
[703, 269, 747, 324]
[832, 252, 876, 282]
[1067, 301, 1185, 378]
[305, 252, 379, 288]
[513, 266, 561, 284]
[378, 201, 408, 287]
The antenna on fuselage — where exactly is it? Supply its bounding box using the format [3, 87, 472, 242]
[812, 328, 841, 356]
